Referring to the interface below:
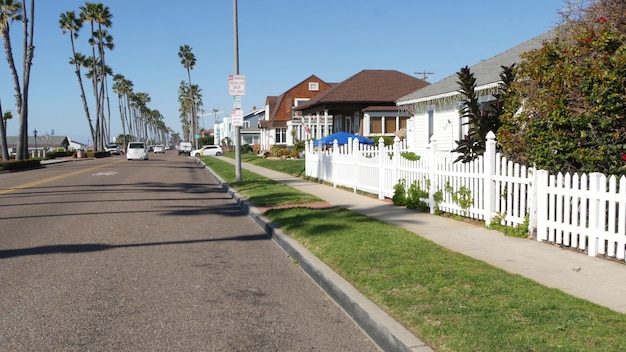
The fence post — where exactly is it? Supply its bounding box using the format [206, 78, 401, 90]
[588, 172, 603, 257]
[332, 139, 339, 188]
[428, 135, 437, 214]
[527, 167, 539, 239]
[304, 140, 310, 177]
[392, 136, 401, 198]
[318, 141, 325, 182]
[534, 169, 549, 241]
[353, 138, 360, 193]
[378, 137, 385, 199]
[483, 131, 496, 226]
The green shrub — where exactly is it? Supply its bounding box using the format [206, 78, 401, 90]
[0, 159, 41, 171]
[406, 180, 429, 210]
[489, 214, 530, 238]
[293, 140, 305, 152]
[370, 135, 394, 146]
[400, 151, 421, 161]
[270, 145, 285, 157]
[392, 179, 407, 206]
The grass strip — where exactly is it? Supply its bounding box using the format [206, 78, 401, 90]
[202, 155, 317, 207]
[236, 152, 306, 177]
[203, 155, 626, 351]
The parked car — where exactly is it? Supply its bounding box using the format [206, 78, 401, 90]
[178, 141, 192, 155]
[146, 145, 154, 152]
[126, 142, 148, 160]
[190, 145, 224, 157]
[154, 145, 165, 153]
[105, 144, 121, 155]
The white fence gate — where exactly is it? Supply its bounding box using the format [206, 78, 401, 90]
[304, 132, 626, 262]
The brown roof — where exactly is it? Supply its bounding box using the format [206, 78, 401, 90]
[259, 119, 288, 129]
[362, 105, 412, 116]
[265, 75, 332, 122]
[295, 70, 429, 111]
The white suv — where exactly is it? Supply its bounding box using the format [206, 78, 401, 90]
[178, 141, 192, 155]
[126, 142, 148, 160]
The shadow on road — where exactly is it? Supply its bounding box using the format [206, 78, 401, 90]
[0, 233, 269, 259]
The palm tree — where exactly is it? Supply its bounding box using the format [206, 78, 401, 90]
[0, 100, 11, 160]
[112, 73, 132, 146]
[80, 2, 112, 151]
[92, 28, 114, 144]
[0, 0, 33, 160]
[60, 11, 96, 143]
[178, 44, 197, 147]
[131, 92, 150, 142]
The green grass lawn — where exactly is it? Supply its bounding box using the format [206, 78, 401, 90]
[225, 151, 306, 177]
[202, 154, 626, 351]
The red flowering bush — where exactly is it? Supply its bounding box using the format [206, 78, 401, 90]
[499, 1, 626, 176]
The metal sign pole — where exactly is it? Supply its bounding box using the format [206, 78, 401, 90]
[233, 0, 242, 182]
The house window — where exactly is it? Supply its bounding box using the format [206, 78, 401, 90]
[427, 109, 434, 143]
[243, 121, 250, 128]
[385, 117, 396, 134]
[370, 117, 382, 134]
[399, 116, 408, 130]
[308, 82, 319, 91]
[294, 98, 309, 107]
[275, 128, 287, 144]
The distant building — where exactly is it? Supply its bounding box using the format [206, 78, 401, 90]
[2, 135, 72, 155]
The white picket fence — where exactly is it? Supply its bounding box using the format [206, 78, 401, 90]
[304, 132, 626, 262]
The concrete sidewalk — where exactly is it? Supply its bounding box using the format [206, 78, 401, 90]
[209, 157, 626, 350]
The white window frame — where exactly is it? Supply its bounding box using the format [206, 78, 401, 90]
[308, 82, 319, 91]
[294, 98, 309, 107]
[275, 128, 287, 144]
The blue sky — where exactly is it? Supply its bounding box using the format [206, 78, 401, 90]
[2, 0, 565, 144]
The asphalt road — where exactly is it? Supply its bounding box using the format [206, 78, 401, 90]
[0, 153, 379, 351]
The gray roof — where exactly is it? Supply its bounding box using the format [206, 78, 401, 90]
[4, 135, 69, 147]
[397, 29, 556, 105]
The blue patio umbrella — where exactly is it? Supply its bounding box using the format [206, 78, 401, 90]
[313, 132, 375, 146]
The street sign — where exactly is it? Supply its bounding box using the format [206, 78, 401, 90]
[228, 74, 245, 96]
[232, 95, 242, 109]
[231, 109, 243, 127]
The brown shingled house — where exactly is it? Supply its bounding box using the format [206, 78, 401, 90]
[259, 75, 334, 150]
[294, 70, 429, 140]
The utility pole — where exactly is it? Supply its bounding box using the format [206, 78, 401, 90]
[414, 71, 434, 81]
[233, 0, 242, 182]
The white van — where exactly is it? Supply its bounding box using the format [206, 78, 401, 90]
[178, 141, 192, 155]
[126, 142, 148, 160]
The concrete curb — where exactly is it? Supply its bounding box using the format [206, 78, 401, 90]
[202, 163, 433, 352]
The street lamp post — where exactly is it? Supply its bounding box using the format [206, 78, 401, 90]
[33, 129, 38, 158]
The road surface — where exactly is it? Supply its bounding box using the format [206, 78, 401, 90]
[0, 153, 379, 351]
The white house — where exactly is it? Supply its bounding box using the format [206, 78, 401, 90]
[215, 108, 265, 148]
[396, 30, 555, 157]
[215, 115, 232, 146]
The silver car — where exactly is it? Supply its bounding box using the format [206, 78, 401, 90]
[105, 144, 121, 155]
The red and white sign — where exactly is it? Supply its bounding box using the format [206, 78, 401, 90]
[231, 109, 243, 127]
[228, 74, 245, 96]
